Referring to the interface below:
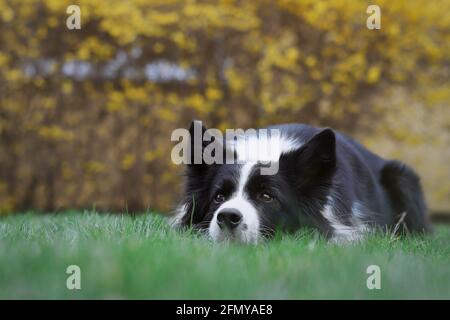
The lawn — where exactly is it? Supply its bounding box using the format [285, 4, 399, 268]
[0, 212, 449, 299]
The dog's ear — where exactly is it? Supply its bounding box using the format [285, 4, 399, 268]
[281, 128, 336, 187]
[188, 120, 208, 168]
[181, 120, 223, 227]
[187, 120, 226, 172]
[300, 128, 336, 167]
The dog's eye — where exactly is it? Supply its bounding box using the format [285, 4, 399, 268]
[214, 193, 225, 203]
[257, 192, 273, 203]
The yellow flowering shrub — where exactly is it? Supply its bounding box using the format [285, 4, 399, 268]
[0, 0, 448, 213]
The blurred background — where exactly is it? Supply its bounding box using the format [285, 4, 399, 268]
[0, 0, 448, 216]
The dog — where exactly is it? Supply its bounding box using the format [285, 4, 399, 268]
[170, 120, 431, 244]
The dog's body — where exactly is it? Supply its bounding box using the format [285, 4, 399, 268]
[171, 121, 431, 243]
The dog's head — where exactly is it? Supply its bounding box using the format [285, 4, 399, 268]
[172, 121, 337, 243]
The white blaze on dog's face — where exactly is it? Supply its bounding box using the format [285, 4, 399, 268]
[208, 162, 260, 243]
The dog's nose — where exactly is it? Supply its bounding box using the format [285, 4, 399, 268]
[217, 209, 242, 230]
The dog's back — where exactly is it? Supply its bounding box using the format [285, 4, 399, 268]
[380, 160, 432, 233]
[270, 124, 431, 235]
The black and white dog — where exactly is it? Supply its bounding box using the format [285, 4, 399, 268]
[171, 121, 431, 244]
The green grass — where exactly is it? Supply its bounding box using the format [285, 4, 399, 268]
[0, 212, 449, 299]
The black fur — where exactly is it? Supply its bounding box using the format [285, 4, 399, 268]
[173, 122, 431, 242]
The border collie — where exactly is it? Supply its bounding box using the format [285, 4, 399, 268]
[171, 121, 431, 244]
